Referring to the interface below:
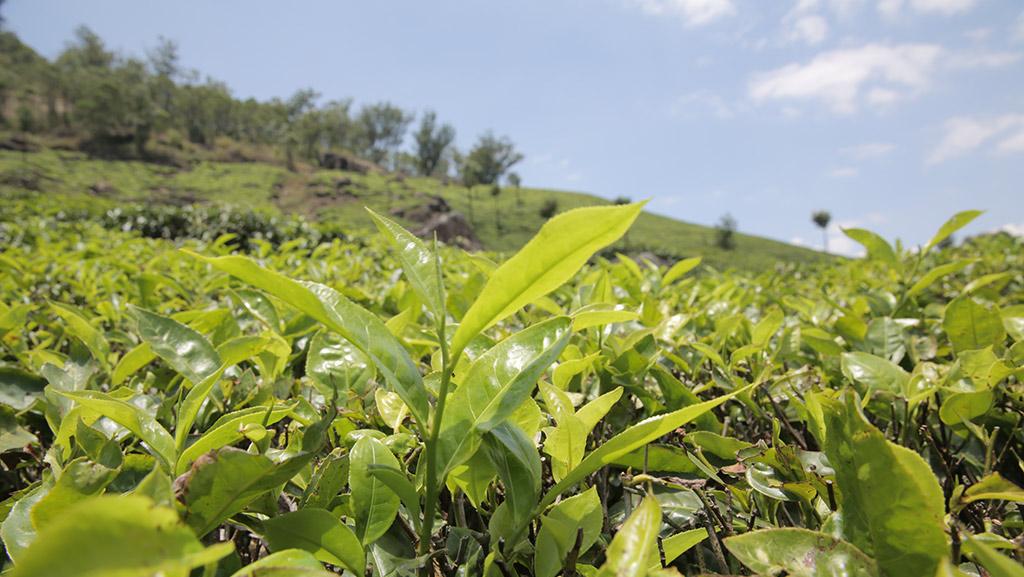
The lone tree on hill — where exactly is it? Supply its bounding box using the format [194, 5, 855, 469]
[812, 210, 831, 253]
[507, 172, 522, 206]
[715, 213, 737, 250]
[413, 110, 455, 177]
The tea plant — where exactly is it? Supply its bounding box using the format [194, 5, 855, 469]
[0, 197, 1021, 577]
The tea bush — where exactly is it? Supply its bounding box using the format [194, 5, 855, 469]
[0, 198, 1021, 577]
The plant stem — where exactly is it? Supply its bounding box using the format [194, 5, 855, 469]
[418, 320, 455, 575]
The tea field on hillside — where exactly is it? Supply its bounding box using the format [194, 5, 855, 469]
[0, 149, 826, 271]
[0, 197, 1021, 577]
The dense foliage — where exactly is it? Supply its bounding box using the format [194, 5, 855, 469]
[0, 197, 1022, 577]
[1, 27, 519, 180]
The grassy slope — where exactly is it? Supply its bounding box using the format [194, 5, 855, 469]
[1, 148, 827, 270]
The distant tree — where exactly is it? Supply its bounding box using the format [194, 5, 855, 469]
[464, 131, 523, 185]
[456, 151, 479, 224]
[354, 102, 413, 167]
[147, 36, 179, 79]
[58, 26, 115, 70]
[715, 213, 737, 250]
[540, 199, 558, 219]
[490, 184, 502, 232]
[0, 0, 7, 30]
[613, 196, 631, 205]
[147, 36, 180, 128]
[413, 110, 455, 177]
[507, 171, 524, 208]
[937, 234, 955, 250]
[320, 99, 354, 151]
[812, 210, 831, 253]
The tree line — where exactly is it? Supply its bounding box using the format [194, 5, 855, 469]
[0, 25, 522, 186]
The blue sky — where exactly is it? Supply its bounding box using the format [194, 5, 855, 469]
[7, 0, 1024, 254]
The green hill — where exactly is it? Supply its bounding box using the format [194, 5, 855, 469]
[1, 147, 827, 270]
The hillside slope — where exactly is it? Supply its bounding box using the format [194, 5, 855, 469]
[0, 148, 827, 270]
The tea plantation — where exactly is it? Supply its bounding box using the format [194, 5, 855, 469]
[0, 188, 1021, 577]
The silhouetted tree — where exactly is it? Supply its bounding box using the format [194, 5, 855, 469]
[715, 213, 737, 250]
[540, 199, 558, 219]
[812, 210, 831, 253]
[354, 102, 412, 167]
[613, 196, 631, 205]
[413, 110, 455, 177]
[507, 172, 522, 206]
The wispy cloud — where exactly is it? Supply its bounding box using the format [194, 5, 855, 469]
[928, 114, 1024, 164]
[749, 43, 942, 114]
[879, 0, 978, 18]
[783, 0, 830, 46]
[626, 0, 736, 27]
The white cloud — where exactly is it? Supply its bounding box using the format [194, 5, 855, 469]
[749, 43, 942, 114]
[996, 127, 1024, 154]
[879, 0, 978, 18]
[790, 15, 829, 45]
[829, 222, 867, 256]
[928, 114, 1024, 164]
[999, 223, 1024, 237]
[783, 1, 829, 46]
[909, 0, 977, 15]
[627, 0, 736, 26]
[877, 0, 902, 19]
[829, 166, 859, 177]
[842, 142, 896, 159]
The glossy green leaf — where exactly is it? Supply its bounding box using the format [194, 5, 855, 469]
[598, 494, 661, 577]
[176, 403, 295, 474]
[653, 529, 708, 568]
[842, 229, 897, 263]
[111, 342, 154, 386]
[817, 392, 946, 577]
[540, 383, 752, 510]
[939, 390, 993, 425]
[908, 260, 975, 297]
[174, 366, 227, 450]
[1, 481, 50, 563]
[484, 423, 542, 529]
[661, 256, 702, 286]
[184, 445, 322, 537]
[535, 486, 604, 577]
[55, 389, 175, 469]
[724, 528, 879, 577]
[438, 317, 571, 481]
[50, 302, 110, 369]
[184, 251, 429, 426]
[262, 508, 365, 573]
[943, 297, 1005, 354]
[925, 210, 982, 253]
[229, 550, 334, 577]
[306, 330, 374, 398]
[963, 534, 1024, 577]
[349, 436, 401, 545]
[841, 352, 910, 395]
[368, 208, 445, 320]
[8, 495, 232, 577]
[31, 457, 118, 530]
[451, 202, 644, 358]
[130, 305, 221, 384]
[366, 464, 421, 530]
[962, 472, 1024, 504]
